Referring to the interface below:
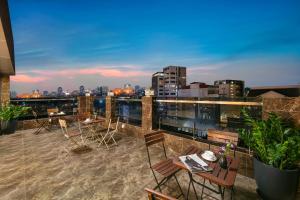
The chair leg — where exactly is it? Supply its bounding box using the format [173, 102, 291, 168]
[174, 174, 185, 200]
[151, 169, 162, 192]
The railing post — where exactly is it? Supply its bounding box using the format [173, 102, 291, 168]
[105, 96, 116, 124]
[142, 96, 153, 132]
[77, 96, 94, 115]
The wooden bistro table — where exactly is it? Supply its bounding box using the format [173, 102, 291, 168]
[173, 146, 240, 200]
[80, 118, 106, 141]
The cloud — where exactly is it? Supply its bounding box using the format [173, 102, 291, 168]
[11, 74, 49, 83]
[13, 65, 151, 84]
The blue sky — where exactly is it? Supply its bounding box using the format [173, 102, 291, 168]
[9, 0, 300, 92]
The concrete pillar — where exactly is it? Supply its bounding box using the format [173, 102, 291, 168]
[105, 96, 116, 124]
[142, 96, 153, 132]
[0, 75, 10, 107]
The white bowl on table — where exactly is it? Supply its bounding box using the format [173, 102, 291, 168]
[201, 150, 217, 162]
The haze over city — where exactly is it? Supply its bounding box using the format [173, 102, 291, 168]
[9, 0, 300, 93]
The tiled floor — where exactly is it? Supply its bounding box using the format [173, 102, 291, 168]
[0, 128, 259, 200]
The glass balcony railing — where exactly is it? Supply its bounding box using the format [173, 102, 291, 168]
[115, 98, 142, 126]
[154, 98, 263, 148]
[92, 97, 106, 117]
[10, 98, 78, 120]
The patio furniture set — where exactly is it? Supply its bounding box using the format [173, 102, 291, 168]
[144, 131, 240, 200]
[32, 108, 120, 151]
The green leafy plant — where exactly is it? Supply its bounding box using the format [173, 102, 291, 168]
[0, 104, 31, 121]
[239, 109, 300, 170]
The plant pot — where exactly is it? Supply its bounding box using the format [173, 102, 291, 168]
[254, 157, 299, 200]
[0, 120, 17, 134]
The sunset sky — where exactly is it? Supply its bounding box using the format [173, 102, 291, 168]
[9, 0, 300, 93]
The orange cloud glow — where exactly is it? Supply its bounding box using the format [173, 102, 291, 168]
[11, 74, 49, 83]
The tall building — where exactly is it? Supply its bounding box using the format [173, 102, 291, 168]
[214, 80, 244, 98]
[151, 72, 164, 97]
[57, 87, 63, 96]
[79, 85, 85, 96]
[163, 66, 186, 97]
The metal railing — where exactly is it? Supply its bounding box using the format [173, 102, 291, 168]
[10, 98, 78, 120]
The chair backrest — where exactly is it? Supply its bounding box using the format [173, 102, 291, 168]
[32, 110, 38, 119]
[105, 118, 112, 134]
[144, 131, 165, 147]
[114, 117, 120, 132]
[207, 129, 238, 146]
[145, 188, 177, 200]
[59, 119, 69, 138]
[144, 131, 167, 167]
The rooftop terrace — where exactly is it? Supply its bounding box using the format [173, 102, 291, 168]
[0, 128, 259, 200]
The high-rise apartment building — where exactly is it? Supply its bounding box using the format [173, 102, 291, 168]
[151, 72, 164, 97]
[163, 66, 186, 97]
[214, 80, 244, 98]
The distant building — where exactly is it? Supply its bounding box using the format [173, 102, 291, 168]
[124, 83, 131, 89]
[247, 85, 300, 97]
[79, 85, 85, 96]
[100, 86, 109, 96]
[163, 66, 186, 97]
[42, 90, 49, 96]
[214, 80, 244, 98]
[134, 85, 140, 92]
[57, 87, 63, 96]
[151, 72, 164, 97]
[178, 82, 219, 98]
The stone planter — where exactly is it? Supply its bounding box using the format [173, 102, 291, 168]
[0, 120, 17, 134]
[254, 157, 299, 200]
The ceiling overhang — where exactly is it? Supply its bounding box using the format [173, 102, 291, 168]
[0, 0, 15, 76]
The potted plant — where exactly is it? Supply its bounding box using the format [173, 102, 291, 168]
[239, 110, 300, 200]
[0, 104, 31, 134]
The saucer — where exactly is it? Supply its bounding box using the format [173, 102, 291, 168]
[201, 151, 217, 162]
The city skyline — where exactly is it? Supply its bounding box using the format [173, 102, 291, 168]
[9, 0, 300, 93]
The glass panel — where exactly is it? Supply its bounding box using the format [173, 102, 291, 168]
[154, 98, 262, 148]
[10, 98, 78, 120]
[93, 97, 106, 117]
[115, 98, 142, 126]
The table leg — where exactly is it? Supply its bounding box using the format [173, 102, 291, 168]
[188, 172, 199, 200]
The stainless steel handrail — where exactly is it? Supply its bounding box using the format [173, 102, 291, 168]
[155, 99, 262, 106]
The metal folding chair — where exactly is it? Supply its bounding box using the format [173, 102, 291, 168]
[144, 131, 185, 199]
[97, 118, 112, 149]
[32, 110, 51, 134]
[58, 119, 88, 150]
[105, 117, 119, 146]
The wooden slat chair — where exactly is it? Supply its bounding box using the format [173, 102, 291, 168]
[144, 131, 185, 199]
[207, 129, 238, 146]
[145, 188, 177, 200]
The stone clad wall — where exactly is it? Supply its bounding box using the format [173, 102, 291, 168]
[142, 96, 153, 132]
[262, 97, 300, 127]
[77, 96, 94, 115]
[0, 75, 10, 106]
